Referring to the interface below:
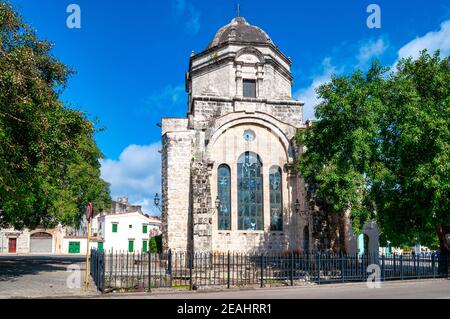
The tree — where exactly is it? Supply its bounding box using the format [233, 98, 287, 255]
[374, 51, 449, 250]
[295, 62, 385, 253]
[296, 51, 449, 252]
[150, 235, 162, 253]
[0, 2, 111, 229]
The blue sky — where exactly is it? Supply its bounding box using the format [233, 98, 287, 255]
[9, 0, 450, 214]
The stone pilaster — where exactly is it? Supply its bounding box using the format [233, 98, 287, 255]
[190, 161, 213, 252]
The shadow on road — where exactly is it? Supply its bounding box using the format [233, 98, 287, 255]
[0, 256, 85, 282]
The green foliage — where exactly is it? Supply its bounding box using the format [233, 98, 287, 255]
[150, 235, 162, 253]
[296, 51, 449, 247]
[0, 2, 111, 229]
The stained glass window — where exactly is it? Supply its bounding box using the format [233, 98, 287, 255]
[238, 152, 263, 231]
[269, 166, 283, 231]
[217, 164, 231, 230]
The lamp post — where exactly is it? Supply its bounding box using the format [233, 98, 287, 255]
[293, 199, 301, 249]
[84, 202, 93, 291]
[153, 193, 161, 213]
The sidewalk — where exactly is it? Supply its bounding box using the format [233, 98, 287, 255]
[87, 278, 450, 299]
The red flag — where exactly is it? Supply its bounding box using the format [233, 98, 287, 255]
[85, 202, 93, 222]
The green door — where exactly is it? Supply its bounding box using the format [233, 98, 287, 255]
[68, 241, 80, 254]
[128, 240, 134, 252]
[142, 240, 148, 252]
[98, 242, 104, 252]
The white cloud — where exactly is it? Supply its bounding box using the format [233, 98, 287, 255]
[173, 0, 201, 35]
[396, 20, 450, 64]
[294, 37, 387, 121]
[100, 143, 161, 216]
[357, 38, 388, 68]
[294, 58, 338, 122]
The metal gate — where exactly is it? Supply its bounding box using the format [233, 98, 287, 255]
[30, 232, 52, 253]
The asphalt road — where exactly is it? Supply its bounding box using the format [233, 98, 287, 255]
[0, 255, 98, 298]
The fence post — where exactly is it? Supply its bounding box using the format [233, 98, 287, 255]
[227, 251, 231, 289]
[168, 249, 173, 288]
[97, 249, 101, 290]
[341, 253, 345, 283]
[447, 254, 450, 278]
[400, 255, 403, 280]
[414, 254, 417, 278]
[317, 253, 321, 285]
[148, 250, 151, 293]
[189, 251, 193, 291]
[260, 254, 264, 288]
[101, 250, 106, 292]
[432, 253, 435, 278]
[381, 254, 385, 282]
[290, 251, 294, 286]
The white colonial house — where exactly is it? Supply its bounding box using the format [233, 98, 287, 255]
[97, 212, 161, 253]
[0, 197, 162, 255]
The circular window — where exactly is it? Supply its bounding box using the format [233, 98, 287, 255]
[243, 130, 256, 142]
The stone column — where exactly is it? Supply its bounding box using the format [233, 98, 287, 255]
[235, 63, 243, 97]
[256, 63, 264, 98]
[191, 161, 213, 252]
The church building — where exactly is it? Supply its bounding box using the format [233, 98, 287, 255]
[161, 17, 313, 253]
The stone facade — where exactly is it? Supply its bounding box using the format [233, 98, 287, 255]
[161, 17, 315, 253]
[0, 226, 63, 254]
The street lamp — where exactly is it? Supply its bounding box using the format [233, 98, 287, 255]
[153, 193, 161, 212]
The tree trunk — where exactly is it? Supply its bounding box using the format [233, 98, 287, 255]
[436, 224, 450, 252]
[338, 208, 352, 254]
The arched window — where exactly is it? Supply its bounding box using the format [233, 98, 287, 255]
[237, 152, 263, 231]
[217, 164, 231, 230]
[269, 166, 283, 231]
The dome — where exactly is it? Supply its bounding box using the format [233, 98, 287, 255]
[207, 17, 273, 49]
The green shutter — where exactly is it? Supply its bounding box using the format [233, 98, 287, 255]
[143, 225, 148, 234]
[128, 240, 134, 252]
[68, 242, 80, 254]
[112, 223, 118, 233]
[98, 242, 104, 252]
[142, 240, 148, 252]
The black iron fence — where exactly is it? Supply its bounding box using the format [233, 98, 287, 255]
[90, 249, 449, 292]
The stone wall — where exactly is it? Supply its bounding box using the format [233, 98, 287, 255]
[191, 98, 303, 129]
[190, 161, 213, 252]
[161, 130, 195, 251]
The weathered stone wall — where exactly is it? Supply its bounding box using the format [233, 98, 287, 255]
[189, 44, 293, 100]
[213, 231, 290, 253]
[191, 98, 303, 129]
[161, 130, 195, 251]
[310, 208, 344, 253]
[0, 229, 28, 253]
[190, 161, 213, 252]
